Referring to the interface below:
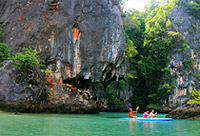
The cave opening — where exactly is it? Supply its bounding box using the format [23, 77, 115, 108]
[63, 77, 91, 89]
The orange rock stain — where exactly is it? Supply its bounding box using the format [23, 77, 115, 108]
[24, 22, 33, 32]
[48, 32, 55, 45]
[67, 64, 72, 78]
[75, 63, 79, 76]
[72, 27, 81, 39]
[44, 68, 92, 103]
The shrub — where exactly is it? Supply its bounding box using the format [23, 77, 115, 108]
[92, 82, 104, 90]
[11, 47, 40, 70]
[147, 103, 161, 110]
[0, 43, 10, 62]
[107, 85, 121, 105]
[183, 59, 195, 68]
[11, 47, 44, 84]
[187, 89, 200, 104]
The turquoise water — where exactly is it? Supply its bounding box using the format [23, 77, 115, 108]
[0, 112, 199, 136]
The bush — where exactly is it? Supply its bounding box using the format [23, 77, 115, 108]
[160, 83, 171, 94]
[92, 82, 104, 90]
[11, 47, 43, 83]
[0, 43, 10, 62]
[147, 103, 161, 110]
[183, 59, 195, 68]
[11, 47, 40, 70]
[107, 85, 121, 105]
[187, 89, 200, 104]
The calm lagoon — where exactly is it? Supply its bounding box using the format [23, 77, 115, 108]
[0, 112, 199, 136]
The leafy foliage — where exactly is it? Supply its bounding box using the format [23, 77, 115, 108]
[187, 89, 200, 104]
[122, 0, 177, 109]
[10, 47, 50, 105]
[157, 83, 172, 100]
[11, 47, 45, 84]
[0, 28, 3, 42]
[0, 43, 10, 62]
[0, 28, 10, 62]
[125, 40, 138, 58]
[92, 82, 104, 90]
[106, 80, 128, 105]
[183, 59, 193, 68]
[107, 85, 121, 105]
[187, 72, 200, 104]
[11, 48, 40, 70]
[147, 103, 161, 110]
[145, 0, 162, 13]
[188, 0, 200, 18]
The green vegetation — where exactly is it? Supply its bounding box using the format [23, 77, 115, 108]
[0, 28, 3, 42]
[47, 88, 55, 101]
[146, 103, 161, 110]
[188, 73, 200, 104]
[11, 48, 41, 70]
[175, 0, 185, 5]
[0, 28, 10, 62]
[120, 0, 180, 109]
[107, 85, 121, 105]
[183, 59, 196, 68]
[11, 47, 46, 84]
[188, 0, 200, 18]
[0, 43, 10, 62]
[125, 40, 138, 58]
[192, 24, 197, 29]
[188, 89, 200, 104]
[107, 80, 127, 105]
[92, 82, 104, 90]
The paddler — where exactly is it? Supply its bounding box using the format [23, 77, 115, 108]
[128, 108, 137, 118]
[143, 109, 149, 118]
[149, 109, 157, 118]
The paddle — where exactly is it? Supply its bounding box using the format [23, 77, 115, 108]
[136, 106, 139, 117]
[136, 106, 139, 111]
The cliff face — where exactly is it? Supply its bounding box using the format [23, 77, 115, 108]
[162, 0, 200, 113]
[0, 0, 128, 113]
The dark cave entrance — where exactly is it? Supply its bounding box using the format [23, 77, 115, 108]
[63, 77, 91, 89]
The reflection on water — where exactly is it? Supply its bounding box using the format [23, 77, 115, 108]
[128, 120, 151, 136]
[129, 120, 138, 135]
[126, 116, 199, 136]
[143, 121, 149, 134]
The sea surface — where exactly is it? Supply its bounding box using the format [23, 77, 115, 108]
[0, 112, 199, 136]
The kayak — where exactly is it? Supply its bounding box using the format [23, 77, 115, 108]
[120, 117, 174, 121]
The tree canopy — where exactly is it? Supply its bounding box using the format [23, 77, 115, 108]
[121, 0, 178, 109]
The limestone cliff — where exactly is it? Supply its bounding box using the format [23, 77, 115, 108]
[161, 0, 200, 118]
[0, 0, 128, 113]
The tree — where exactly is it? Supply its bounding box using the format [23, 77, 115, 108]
[123, 0, 177, 109]
[119, 0, 178, 109]
[145, 0, 162, 13]
[125, 40, 138, 58]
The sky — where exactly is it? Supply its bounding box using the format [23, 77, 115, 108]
[124, 0, 150, 11]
